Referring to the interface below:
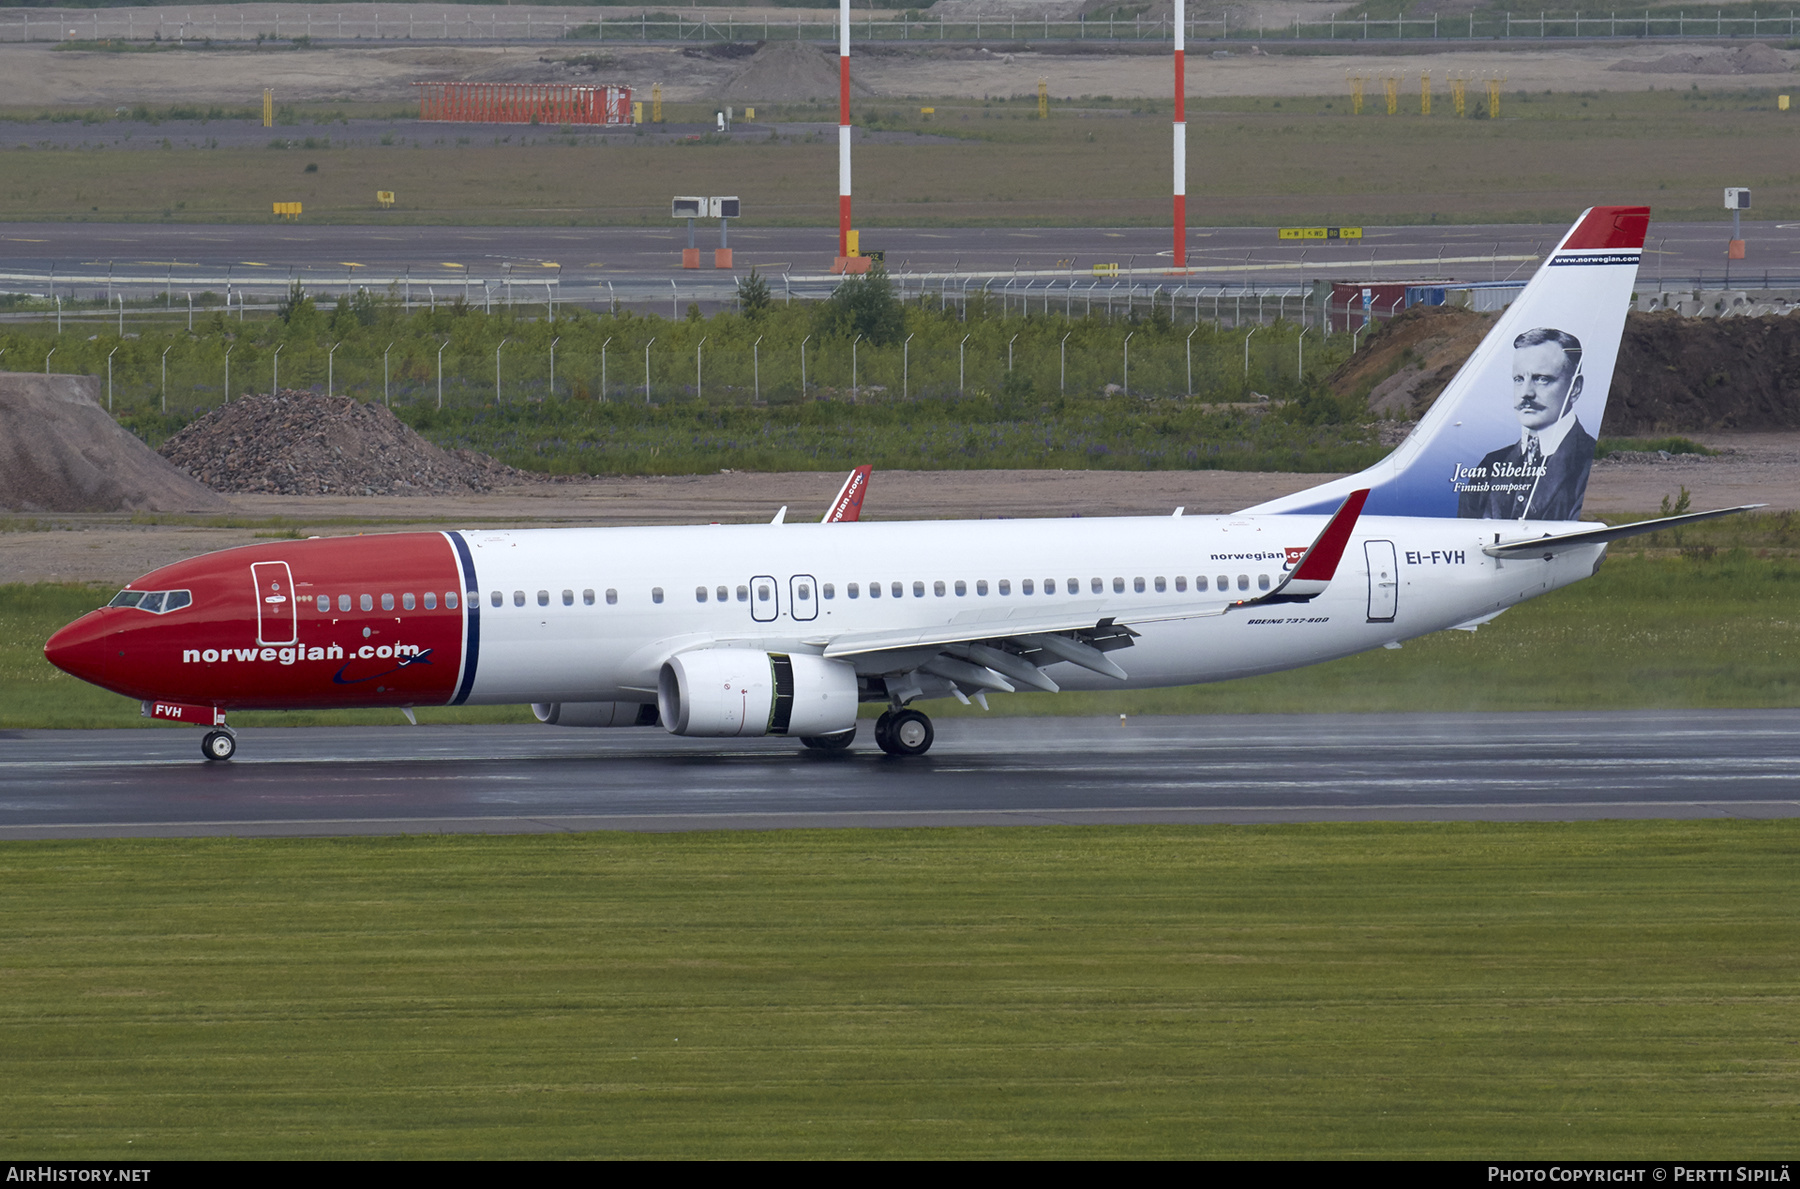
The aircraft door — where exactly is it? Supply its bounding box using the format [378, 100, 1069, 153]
[749, 575, 779, 623]
[789, 574, 818, 622]
[251, 561, 299, 644]
[1365, 541, 1398, 623]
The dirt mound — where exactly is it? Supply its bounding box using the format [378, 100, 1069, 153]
[157, 391, 529, 497]
[1609, 42, 1792, 74]
[1606, 313, 1800, 433]
[722, 40, 873, 103]
[0, 372, 227, 514]
[1327, 305, 1496, 419]
[1332, 307, 1800, 435]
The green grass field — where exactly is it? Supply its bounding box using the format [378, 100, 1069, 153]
[4, 86, 1797, 226]
[1, 822, 1794, 1157]
[10, 517, 1800, 728]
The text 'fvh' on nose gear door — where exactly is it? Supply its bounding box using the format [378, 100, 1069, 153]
[251, 561, 298, 644]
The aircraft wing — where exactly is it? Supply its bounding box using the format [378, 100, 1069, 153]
[816, 490, 1369, 696]
[1483, 504, 1762, 559]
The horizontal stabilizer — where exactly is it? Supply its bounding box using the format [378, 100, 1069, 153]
[1483, 505, 1763, 559]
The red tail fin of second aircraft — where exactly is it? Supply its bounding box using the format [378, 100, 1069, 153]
[822, 465, 872, 523]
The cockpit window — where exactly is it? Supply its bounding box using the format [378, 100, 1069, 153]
[108, 589, 191, 614]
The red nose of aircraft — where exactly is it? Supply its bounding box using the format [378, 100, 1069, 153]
[44, 610, 116, 688]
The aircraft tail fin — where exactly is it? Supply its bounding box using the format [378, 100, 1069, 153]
[823, 465, 872, 522]
[1244, 206, 1649, 522]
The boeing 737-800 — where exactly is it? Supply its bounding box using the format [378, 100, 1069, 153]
[44, 207, 1750, 760]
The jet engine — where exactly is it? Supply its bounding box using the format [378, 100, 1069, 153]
[532, 701, 660, 727]
[657, 650, 858, 737]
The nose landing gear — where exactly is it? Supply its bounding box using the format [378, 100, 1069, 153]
[873, 708, 934, 756]
[201, 730, 237, 762]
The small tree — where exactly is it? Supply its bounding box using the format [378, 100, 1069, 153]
[813, 266, 904, 345]
[276, 281, 316, 326]
[737, 267, 773, 320]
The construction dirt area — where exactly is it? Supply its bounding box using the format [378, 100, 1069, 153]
[1, 5, 1795, 107]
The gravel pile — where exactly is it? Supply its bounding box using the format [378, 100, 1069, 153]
[158, 390, 530, 496]
[1609, 42, 1793, 74]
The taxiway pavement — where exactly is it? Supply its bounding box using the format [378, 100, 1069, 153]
[3, 710, 1794, 839]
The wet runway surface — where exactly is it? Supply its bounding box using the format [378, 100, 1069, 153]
[3, 710, 1796, 838]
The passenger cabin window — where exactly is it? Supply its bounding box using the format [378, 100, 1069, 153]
[911, 581, 924, 598]
[1216, 575, 1229, 591]
[934, 581, 946, 597]
[536, 590, 549, 607]
[1133, 578, 1145, 594]
[1193, 576, 1205, 591]
[1044, 578, 1057, 594]
[1091, 578, 1104, 594]
[869, 582, 881, 599]
[583, 589, 595, 606]
[1113, 578, 1125, 594]
[513, 591, 526, 607]
[823, 584, 835, 600]
[317, 596, 330, 612]
[1259, 574, 1271, 591]
[1237, 575, 1249, 591]
[361, 594, 374, 612]
[447, 592, 459, 610]
[716, 586, 728, 602]
[382, 593, 396, 611]
[735, 585, 748, 602]
[954, 581, 966, 596]
[1153, 577, 1165, 593]
[797, 583, 812, 602]
[491, 591, 503, 608]
[339, 594, 352, 612]
[757, 583, 771, 603]
[848, 583, 860, 598]
[976, 580, 988, 596]
[998, 579, 1011, 596]
[424, 592, 438, 610]
[1175, 577, 1187, 592]
[891, 582, 903, 599]
[696, 587, 708, 603]
[403, 593, 416, 610]
[562, 590, 573, 606]
[652, 587, 664, 604]
[605, 589, 618, 605]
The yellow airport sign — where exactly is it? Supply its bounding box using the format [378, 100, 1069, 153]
[1278, 226, 1363, 240]
[376, 190, 395, 208]
[272, 201, 302, 219]
[1092, 262, 1120, 276]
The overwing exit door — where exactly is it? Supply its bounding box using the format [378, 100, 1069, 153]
[251, 561, 298, 644]
[789, 575, 818, 621]
[748, 575, 779, 623]
[1365, 541, 1398, 622]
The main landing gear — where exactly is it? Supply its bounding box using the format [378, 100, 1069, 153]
[201, 730, 237, 762]
[873, 708, 934, 757]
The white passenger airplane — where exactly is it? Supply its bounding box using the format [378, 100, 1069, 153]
[45, 206, 1750, 760]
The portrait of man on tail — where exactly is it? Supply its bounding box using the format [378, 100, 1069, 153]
[1456, 327, 1597, 521]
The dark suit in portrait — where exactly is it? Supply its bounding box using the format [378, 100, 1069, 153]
[1456, 419, 1597, 521]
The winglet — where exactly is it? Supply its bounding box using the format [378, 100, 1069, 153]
[822, 465, 872, 523]
[1240, 488, 1369, 605]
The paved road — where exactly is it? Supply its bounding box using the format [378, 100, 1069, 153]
[3, 218, 1792, 306]
[3, 711, 1795, 838]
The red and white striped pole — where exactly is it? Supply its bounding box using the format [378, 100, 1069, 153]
[838, 0, 852, 258]
[1172, 0, 1186, 270]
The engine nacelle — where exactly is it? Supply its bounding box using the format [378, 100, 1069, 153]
[657, 650, 858, 738]
[532, 701, 659, 728]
